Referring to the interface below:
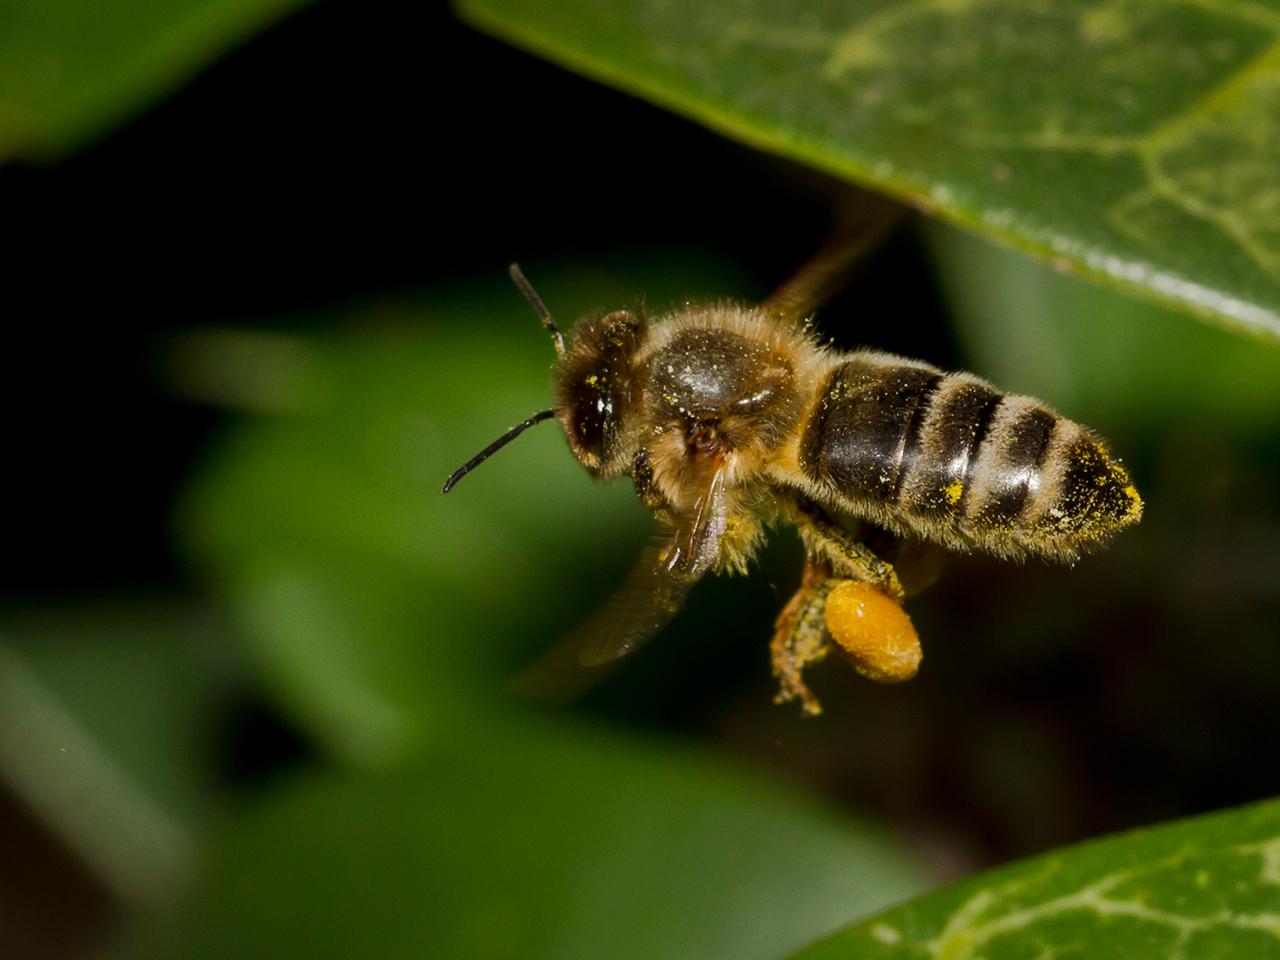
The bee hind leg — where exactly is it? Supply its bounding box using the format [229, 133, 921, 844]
[772, 507, 923, 714]
[794, 506, 905, 601]
[771, 557, 836, 716]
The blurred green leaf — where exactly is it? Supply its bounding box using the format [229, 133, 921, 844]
[176, 255, 751, 763]
[0, 600, 230, 904]
[789, 798, 1280, 959]
[925, 221, 1280, 434]
[458, 0, 1280, 341]
[141, 716, 931, 960]
[0, 0, 313, 162]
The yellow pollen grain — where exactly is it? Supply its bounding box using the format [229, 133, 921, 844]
[1122, 483, 1144, 520]
[943, 481, 964, 505]
[824, 582, 921, 684]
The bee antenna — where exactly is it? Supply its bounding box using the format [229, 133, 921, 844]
[442, 409, 557, 493]
[509, 263, 566, 357]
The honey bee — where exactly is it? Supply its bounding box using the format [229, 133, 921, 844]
[443, 233, 1143, 714]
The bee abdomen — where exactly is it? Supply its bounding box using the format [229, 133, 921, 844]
[1032, 429, 1143, 550]
[798, 355, 944, 504]
[799, 356, 1142, 558]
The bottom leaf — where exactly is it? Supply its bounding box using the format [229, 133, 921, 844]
[791, 798, 1280, 959]
[133, 714, 929, 960]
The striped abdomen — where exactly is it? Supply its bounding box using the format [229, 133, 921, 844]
[797, 353, 1142, 560]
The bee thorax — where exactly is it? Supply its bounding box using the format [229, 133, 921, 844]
[647, 328, 795, 421]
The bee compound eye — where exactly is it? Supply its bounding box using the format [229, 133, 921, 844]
[823, 581, 921, 683]
[571, 378, 612, 456]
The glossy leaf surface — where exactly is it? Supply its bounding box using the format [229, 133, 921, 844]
[458, 0, 1280, 341]
[790, 798, 1280, 959]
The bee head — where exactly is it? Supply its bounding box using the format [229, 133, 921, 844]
[441, 265, 642, 494]
[554, 308, 645, 475]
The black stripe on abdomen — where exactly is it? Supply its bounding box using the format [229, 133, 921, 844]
[899, 379, 1003, 518]
[974, 407, 1058, 526]
[799, 359, 943, 505]
[891, 371, 944, 500]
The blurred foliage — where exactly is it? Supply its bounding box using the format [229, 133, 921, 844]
[458, 0, 1280, 341]
[175, 254, 758, 762]
[139, 717, 929, 960]
[0, 0, 313, 161]
[5, 2, 1280, 959]
[0, 602, 230, 905]
[792, 798, 1280, 959]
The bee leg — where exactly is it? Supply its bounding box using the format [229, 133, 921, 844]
[784, 504, 922, 690]
[793, 508, 905, 601]
[771, 557, 836, 716]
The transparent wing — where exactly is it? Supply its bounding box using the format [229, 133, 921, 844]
[762, 199, 906, 326]
[576, 464, 730, 666]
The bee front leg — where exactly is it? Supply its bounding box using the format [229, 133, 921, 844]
[771, 557, 836, 717]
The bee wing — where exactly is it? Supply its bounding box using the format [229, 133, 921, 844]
[576, 464, 730, 666]
[763, 200, 905, 325]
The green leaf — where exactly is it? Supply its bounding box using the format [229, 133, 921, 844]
[0, 600, 231, 905]
[0, 0, 313, 162]
[175, 254, 751, 762]
[925, 220, 1280, 433]
[789, 798, 1280, 959]
[137, 717, 931, 960]
[456, 0, 1280, 342]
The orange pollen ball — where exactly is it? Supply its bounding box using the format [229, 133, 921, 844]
[823, 581, 922, 684]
